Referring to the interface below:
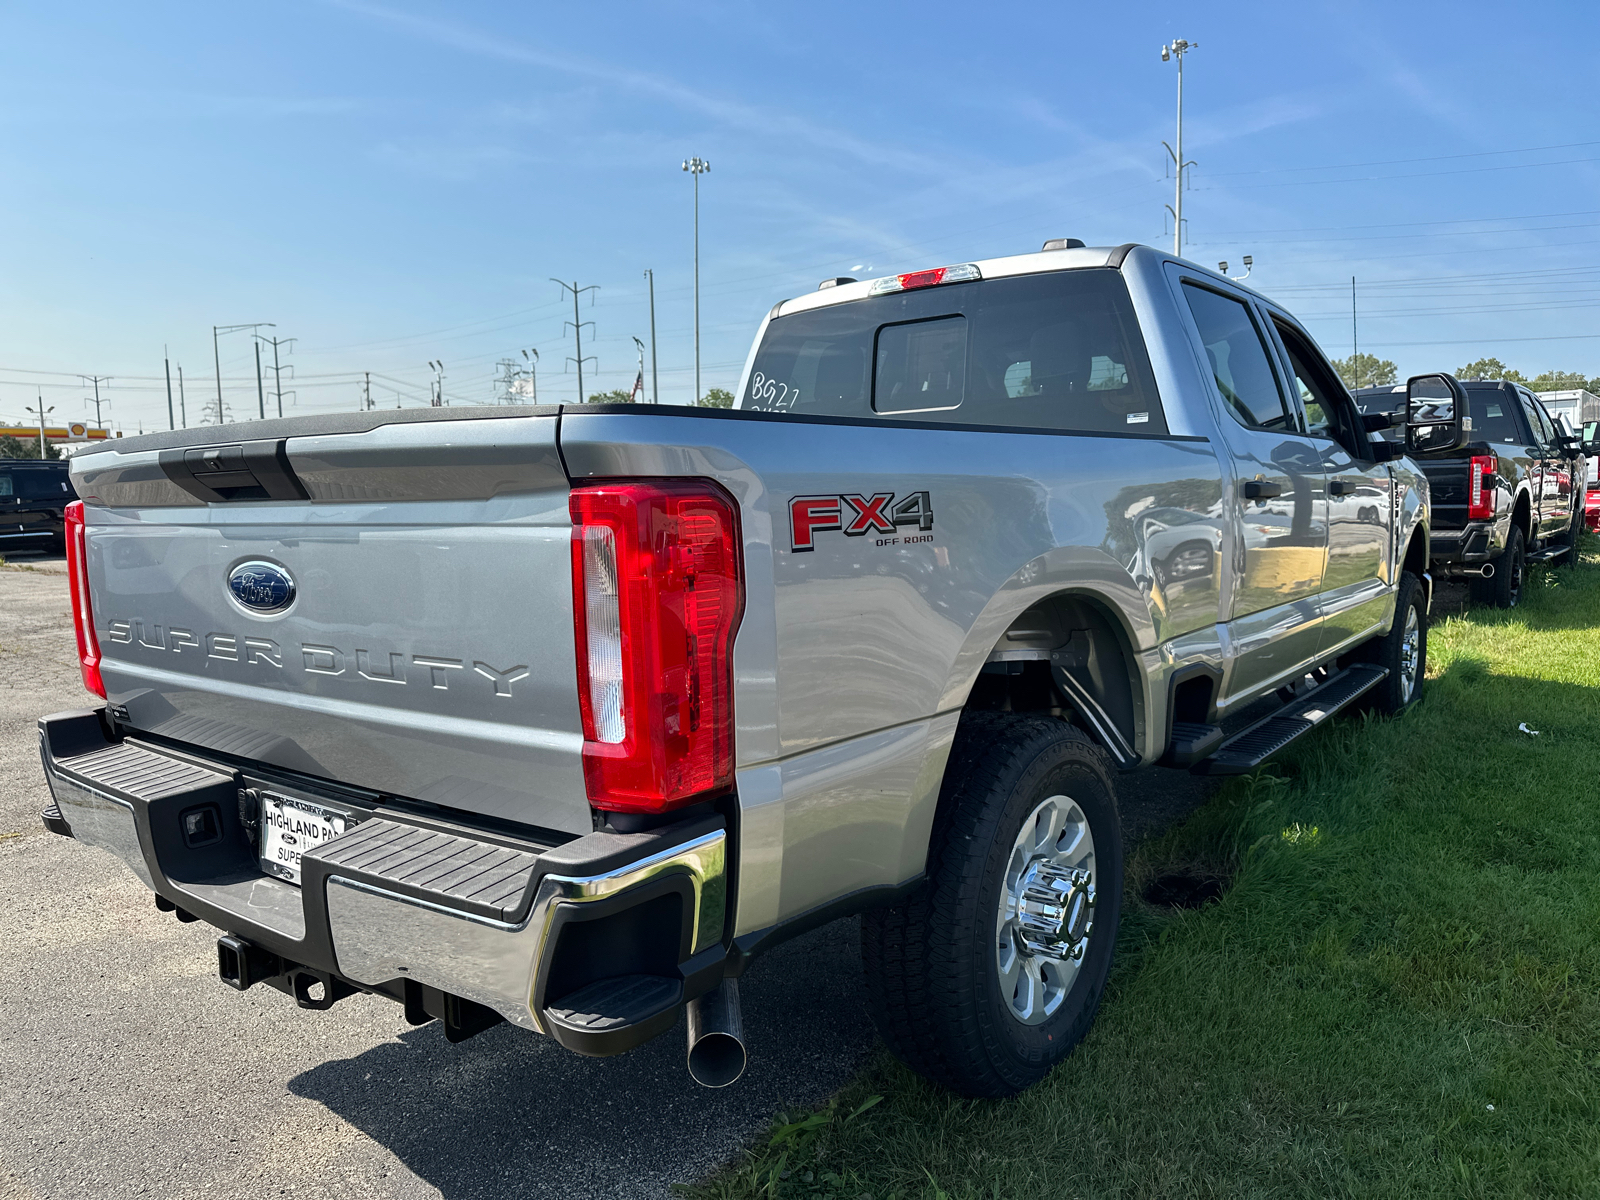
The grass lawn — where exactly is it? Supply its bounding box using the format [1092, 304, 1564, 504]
[687, 542, 1600, 1199]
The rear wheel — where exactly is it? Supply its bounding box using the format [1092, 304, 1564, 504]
[1471, 524, 1525, 609]
[861, 713, 1122, 1098]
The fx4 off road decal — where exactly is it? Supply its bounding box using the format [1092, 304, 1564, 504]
[789, 491, 934, 552]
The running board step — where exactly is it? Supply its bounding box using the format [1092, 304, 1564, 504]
[1162, 722, 1225, 768]
[1526, 546, 1565, 562]
[1192, 664, 1388, 776]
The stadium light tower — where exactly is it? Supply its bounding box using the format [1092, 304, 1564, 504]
[682, 156, 710, 403]
[1161, 40, 1197, 258]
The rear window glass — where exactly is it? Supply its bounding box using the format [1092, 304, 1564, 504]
[743, 269, 1166, 435]
[876, 316, 966, 412]
[1355, 387, 1526, 444]
[0, 468, 71, 499]
[1471, 392, 1525, 444]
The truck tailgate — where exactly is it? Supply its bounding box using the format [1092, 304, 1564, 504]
[71, 412, 589, 835]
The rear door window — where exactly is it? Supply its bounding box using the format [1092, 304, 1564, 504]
[1181, 284, 1294, 431]
[745, 268, 1167, 435]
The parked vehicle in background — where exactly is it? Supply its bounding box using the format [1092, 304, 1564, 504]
[0, 458, 75, 554]
[1537, 389, 1599, 498]
[38, 242, 1447, 1100]
[1354, 378, 1594, 607]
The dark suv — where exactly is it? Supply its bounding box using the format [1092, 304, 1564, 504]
[0, 459, 76, 554]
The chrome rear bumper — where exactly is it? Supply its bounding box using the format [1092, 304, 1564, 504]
[38, 708, 729, 1052]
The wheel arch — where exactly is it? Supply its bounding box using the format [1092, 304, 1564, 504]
[948, 585, 1152, 770]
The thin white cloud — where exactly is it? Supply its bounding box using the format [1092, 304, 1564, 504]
[325, 0, 949, 176]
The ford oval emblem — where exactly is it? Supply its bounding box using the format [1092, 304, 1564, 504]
[228, 561, 296, 613]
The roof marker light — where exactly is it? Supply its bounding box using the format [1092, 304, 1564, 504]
[868, 263, 982, 296]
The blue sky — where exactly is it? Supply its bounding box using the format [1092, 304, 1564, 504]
[2, 0, 1597, 432]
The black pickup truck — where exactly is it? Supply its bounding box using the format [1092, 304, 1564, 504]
[0, 458, 76, 555]
[1354, 378, 1593, 607]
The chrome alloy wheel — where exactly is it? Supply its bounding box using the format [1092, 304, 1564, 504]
[995, 794, 1097, 1026]
[1399, 603, 1421, 702]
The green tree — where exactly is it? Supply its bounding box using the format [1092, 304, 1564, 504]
[698, 388, 734, 409]
[0, 434, 59, 459]
[1526, 369, 1594, 393]
[1455, 357, 1525, 384]
[1331, 353, 1397, 389]
[586, 389, 637, 404]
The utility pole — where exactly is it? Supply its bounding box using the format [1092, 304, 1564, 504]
[177, 365, 187, 428]
[1351, 277, 1360, 389]
[81, 375, 111, 428]
[645, 268, 659, 403]
[428, 360, 446, 407]
[631, 337, 646, 403]
[213, 323, 274, 424]
[552, 280, 598, 402]
[255, 341, 266, 419]
[1161, 40, 1197, 258]
[682, 157, 710, 402]
[257, 335, 295, 419]
[521, 348, 539, 403]
[364, 371, 372, 411]
[26, 395, 53, 459]
[164, 351, 175, 431]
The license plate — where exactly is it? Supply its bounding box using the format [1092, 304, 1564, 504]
[258, 793, 349, 885]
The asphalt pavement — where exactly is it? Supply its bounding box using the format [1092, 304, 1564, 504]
[0, 552, 1219, 1200]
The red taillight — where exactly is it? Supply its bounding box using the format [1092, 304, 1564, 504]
[64, 500, 105, 699]
[569, 480, 743, 814]
[1468, 454, 1496, 521]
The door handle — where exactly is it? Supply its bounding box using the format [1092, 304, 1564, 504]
[1328, 479, 1355, 496]
[1242, 479, 1283, 500]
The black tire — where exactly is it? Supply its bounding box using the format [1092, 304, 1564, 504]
[1558, 498, 1582, 568]
[861, 713, 1123, 1098]
[1357, 570, 1427, 715]
[1470, 524, 1525, 608]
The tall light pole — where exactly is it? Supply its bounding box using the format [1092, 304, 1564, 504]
[1161, 40, 1197, 258]
[26, 397, 53, 459]
[177, 365, 187, 428]
[682, 157, 710, 403]
[213, 323, 274, 424]
[165, 350, 176, 431]
[645, 268, 659, 404]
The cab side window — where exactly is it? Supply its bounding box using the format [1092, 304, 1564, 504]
[1519, 394, 1552, 448]
[1274, 320, 1365, 458]
[1182, 284, 1294, 431]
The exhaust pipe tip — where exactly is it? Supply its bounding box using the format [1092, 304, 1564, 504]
[686, 979, 747, 1088]
[1481, 562, 1494, 578]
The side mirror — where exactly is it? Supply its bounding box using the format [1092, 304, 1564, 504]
[1404, 372, 1468, 455]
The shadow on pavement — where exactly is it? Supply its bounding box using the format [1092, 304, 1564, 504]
[288, 921, 875, 1200]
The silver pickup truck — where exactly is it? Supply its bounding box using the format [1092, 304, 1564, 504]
[37, 242, 1452, 1098]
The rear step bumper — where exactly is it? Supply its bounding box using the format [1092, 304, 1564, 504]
[36, 708, 728, 1056]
